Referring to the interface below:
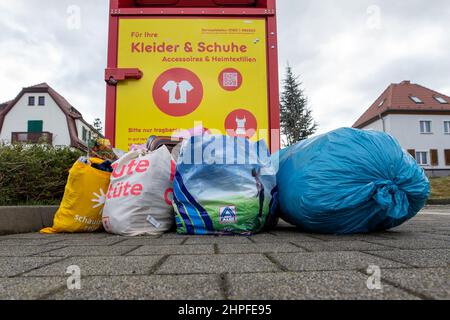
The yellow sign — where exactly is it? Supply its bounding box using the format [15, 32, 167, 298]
[116, 18, 269, 150]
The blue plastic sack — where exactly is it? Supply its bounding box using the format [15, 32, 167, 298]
[173, 135, 277, 235]
[274, 128, 430, 234]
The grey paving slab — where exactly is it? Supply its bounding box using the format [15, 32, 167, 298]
[50, 238, 127, 246]
[0, 233, 65, 240]
[184, 236, 253, 245]
[432, 230, 450, 236]
[249, 233, 320, 243]
[0, 207, 449, 300]
[115, 238, 186, 246]
[227, 271, 418, 300]
[390, 227, 435, 234]
[378, 231, 450, 241]
[417, 233, 450, 241]
[0, 245, 65, 257]
[365, 249, 450, 268]
[428, 211, 450, 215]
[0, 257, 64, 277]
[156, 254, 279, 274]
[306, 234, 394, 242]
[159, 233, 189, 239]
[391, 224, 450, 233]
[62, 234, 126, 241]
[38, 246, 139, 257]
[269, 226, 300, 233]
[365, 239, 450, 250]
[422, 205, 450, 212]
[294, 240, 395, 252]
[270, 251, 407, 272]
[0, 238, 64, 246]
[394, 221, 450, 227]
[116, 235, 161, 239]
[268, 231, 323, 241]
[390, 222, 433, 229]
[217, 243, 304, 254]
[127, 245, 214, 256]
[382, 268, 450, 300]
[47, 275, 224, 300]
[1, 233, 110, 240]
[433, 230, 450, 236]
[0, 277, 66, 300]
[23, 256, 164, 276]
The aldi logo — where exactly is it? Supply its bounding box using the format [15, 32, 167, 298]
[219, 206, 237, 224]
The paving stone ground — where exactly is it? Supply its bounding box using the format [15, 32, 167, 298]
[0, 206, 449, 300]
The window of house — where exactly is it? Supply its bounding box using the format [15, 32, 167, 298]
[410, 96, 424, 104]
[88, 130, 92, 142]
[415, 151, 429, 166]
[430, 149, 439, 166]
[444, 121, 450, 134]
[28, 96, 35, 106]
[445, 150, 450, 166]
[420, 121, 432, 134]
[38, 96, 45, 106]
[82, 127, 87, 142]
[434, 96, 448, 104]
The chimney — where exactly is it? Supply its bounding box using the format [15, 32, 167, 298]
[400, 80, 411, 85]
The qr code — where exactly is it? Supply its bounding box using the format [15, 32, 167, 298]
[223, 72, 238, 87]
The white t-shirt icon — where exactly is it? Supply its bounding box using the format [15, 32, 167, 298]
[162, 80, 194, 104]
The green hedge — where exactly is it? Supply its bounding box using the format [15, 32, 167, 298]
[0, 144, 83, 206]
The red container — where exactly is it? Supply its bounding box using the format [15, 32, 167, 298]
[134, 0, 257, 7]
[105, 0, 280, 152]
[135, 0, 180, 5]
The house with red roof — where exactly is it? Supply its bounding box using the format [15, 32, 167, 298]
[353, 81, 450, 177]
[0, 83, 99, 150]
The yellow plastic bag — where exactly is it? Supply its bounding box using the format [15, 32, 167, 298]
[41, 158, 111, 234]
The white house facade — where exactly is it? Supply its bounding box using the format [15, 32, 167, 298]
[0, 83, 99, 150]
[354, 81, 450, 177]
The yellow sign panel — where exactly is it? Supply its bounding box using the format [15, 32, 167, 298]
[116, 18, 269, 151]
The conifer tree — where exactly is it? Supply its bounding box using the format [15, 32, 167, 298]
[280, 65, 317, 146]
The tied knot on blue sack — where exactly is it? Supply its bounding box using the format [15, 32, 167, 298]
[372, 180, 409, 219]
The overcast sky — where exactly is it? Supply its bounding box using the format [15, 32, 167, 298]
[1, 0, 449, 134]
